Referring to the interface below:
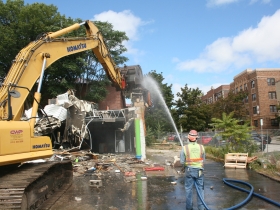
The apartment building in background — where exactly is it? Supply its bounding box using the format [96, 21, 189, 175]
[202, 68, 280, 130]
[201, 85, 230, 104]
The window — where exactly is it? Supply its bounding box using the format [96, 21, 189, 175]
[270, 105, 277, 113]
[235, 87, 238, 93]
[251, 80, 255, 88]
[271, 119, 278, 126]
[267, 78, 275, 86]
[253, 106, 257, 114]
[254, 120, 258, 127]
[244, 83, 247, 90]
[268, 92, 277, 99]
[252, 93, 256, 101]
[244, 96, 248, 103]
[240, 85, 243, 91]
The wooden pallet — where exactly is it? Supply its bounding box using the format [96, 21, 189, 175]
[224, 153, 248, 169]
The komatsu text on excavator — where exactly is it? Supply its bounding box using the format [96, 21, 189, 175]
[0, 20, 148, 209]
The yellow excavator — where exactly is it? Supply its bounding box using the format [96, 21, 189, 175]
[0, 20, 130, 209]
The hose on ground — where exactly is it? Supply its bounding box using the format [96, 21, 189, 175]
[222, 178, 254, 210]
[223, 178, 280, 208]
[194, 178, 280, 210]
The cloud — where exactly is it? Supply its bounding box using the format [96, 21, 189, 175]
[232, 10, 280, 62]
[93, 10, 142, 40]
[92, 10, 152, 58]
[176, 9, 280, 73]
[172, 57, 180, 63]
[207, 0, 271, 7]
[250, 0, 271, 4]
[206, 0, 239, 7]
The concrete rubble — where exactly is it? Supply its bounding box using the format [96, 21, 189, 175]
[50, 147, 180, 185]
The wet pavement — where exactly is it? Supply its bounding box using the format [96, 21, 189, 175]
[42, 152, 280, 210]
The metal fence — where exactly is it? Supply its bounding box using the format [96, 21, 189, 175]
[164, 129, 280, 146]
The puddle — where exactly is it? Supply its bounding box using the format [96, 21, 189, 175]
[46, 159, 280, 210]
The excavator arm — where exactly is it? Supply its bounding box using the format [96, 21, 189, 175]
[0, 20, 125, 123]
[0, 20, 150, 209]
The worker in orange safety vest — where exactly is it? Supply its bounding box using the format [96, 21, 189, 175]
[180, 129, 205, 210]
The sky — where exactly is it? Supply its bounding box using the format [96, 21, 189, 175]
[22, 0, 280, 99]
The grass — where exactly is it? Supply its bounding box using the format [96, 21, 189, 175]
[248, 151, 280, 182]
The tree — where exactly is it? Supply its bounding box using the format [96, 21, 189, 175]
[211, 112, 254, 153]
[144, 70, 174, 133]
[0, 0, 63, 76]
[74, 21, 129, 101]
[0, 0, 129, 105]
[42, 20, 129, 103]
[211, 91, 249, 121]
[174, 84, 211, 132]
[275, 104, 280, 127]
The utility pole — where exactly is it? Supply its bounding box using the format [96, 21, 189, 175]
[260, 118, 263, 153]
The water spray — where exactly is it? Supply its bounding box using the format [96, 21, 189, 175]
[141, 75, 280, 209]
[142, 76, 184, 149]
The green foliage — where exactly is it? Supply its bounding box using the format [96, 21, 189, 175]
[0, 0, 63, 76]
[205, 143, 257, 160]
[173, 84, 211, 132]
[145, 70, 174, 109]
[144, 70, 174, 132]
[0, 0, 129, 105]
[43, 20, 129, 103]
[205, 146, 225, 159]
[145, 126, 156, 146]
[210, 112, 259, 154]
[276, 105, 280, 125]
[94, 21, 128, 65]
[248, 160, 262, 170]
[211, 91, 249, 121]
[83, 79, 110, 102]
[155, 121, 165, 140]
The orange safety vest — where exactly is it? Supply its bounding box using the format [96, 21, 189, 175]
[183, 143, 204, 168]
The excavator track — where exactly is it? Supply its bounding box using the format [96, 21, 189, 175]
[0, 161, 73, 210]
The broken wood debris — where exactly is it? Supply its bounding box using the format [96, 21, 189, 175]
[51, 148, 155, 178]
[144, 167, 165, 171]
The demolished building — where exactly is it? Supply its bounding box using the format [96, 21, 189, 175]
[30, 90, 138, 154]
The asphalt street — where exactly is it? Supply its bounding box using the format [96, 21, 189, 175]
[43, 151, 280, 210]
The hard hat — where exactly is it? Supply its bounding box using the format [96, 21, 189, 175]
[188, 130, 198, 141]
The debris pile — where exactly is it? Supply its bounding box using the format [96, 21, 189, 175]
[50, 148, 175, 183]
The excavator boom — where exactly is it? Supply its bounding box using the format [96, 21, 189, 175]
[0, 20, 128, 209]
[0, 20, 124, 122]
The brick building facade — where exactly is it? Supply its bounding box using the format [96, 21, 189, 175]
[201, 85, 230, 104]
[98, 86, 126, 110]
[231, 68, 280, 129]
[202, 68, 280, 130]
